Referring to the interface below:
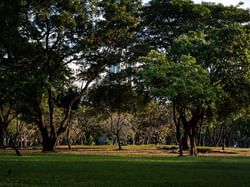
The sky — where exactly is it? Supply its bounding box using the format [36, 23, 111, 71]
[142, 0, 250, 9]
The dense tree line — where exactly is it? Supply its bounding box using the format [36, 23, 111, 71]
[0, 0, 249, 156]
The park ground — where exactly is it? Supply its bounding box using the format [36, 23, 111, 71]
[0, 145, 250, 187]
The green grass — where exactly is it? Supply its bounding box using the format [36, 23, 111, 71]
[0, 153, 250, 187]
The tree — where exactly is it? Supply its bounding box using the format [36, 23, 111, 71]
[72, 106, 105, 146]
[83, 0, 142, 149]
[140, 0, 250, 55]
[138, 1, 249, 155]
[0, 0, 141, 152]
[138, 51, 221, 155]
[88, 82, 140, 150]
[140, 0, 208, 53]
[231, 107, 250, 148]
[12, 0, 96, 152]
[172, 24, 250, 150]
[0, 0, 37, 155]
[134, 101, 173, 145]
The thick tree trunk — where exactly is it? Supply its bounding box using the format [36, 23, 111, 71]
[182, 129, 189, 150]
[221, 128, 226, 151]
[40, 127, 57, 152]
[117, 133, 122, 150]
[37, 103, 70, 152]
[47, 87, 58, 152]
[0, 124, 4, 148]
[181, 131, 189, 150]
[184, 108, 204, 156]
[35, 82, 78, 152]
[42, 136, 57, 152]
[40, 126, 49, 152]
[112, 135, 116, 145]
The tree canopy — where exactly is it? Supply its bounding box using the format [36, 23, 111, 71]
[0, 0, 249, 155]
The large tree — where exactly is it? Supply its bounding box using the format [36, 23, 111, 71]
[0, 0, 39, 155]
[2, 0, 142, 152]
[140, 0, 250, 54]
[138, 22, 249, 155]
[138, 0, 250, 155]
[138, 51, 221, 155]
[13, 0, 96, 152]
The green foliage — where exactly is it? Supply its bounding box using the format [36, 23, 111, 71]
[172, 24, 250, 121]
[136, 101, 173, 133]
[88, 84, 140, 114]
[73, 105, 106, 145]
[0, 0, 142, 151]
[141, 0, 249, 54]
[139, 50, 221, 107]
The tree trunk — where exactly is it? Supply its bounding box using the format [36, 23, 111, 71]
[221, 127, 226, 151]
[222, 138, 225, 150]
[213, 124, 224, 147]
[176, 125, 183, 156]
[42, 136, 57, 152]
[132, 133, 136, 145]
[67, 127, 71, 150]
[35, 84, 76, 152]
[50, 137, 57, 151]
[197, 126, 202, 146]
[189, 125, 198, 156]
[4, 127, 21, 156]
[40, 127, 57, 152]
[173, 102, 183, 156]
[182, 124, 189, 150]
[112, 135, 116, 145]
[146, 136, 150, 144]
[205, 126, 211, 146]
[0, 124, 4, 148]
[189, 135, 197, 156]
[117, 133, 122, 150]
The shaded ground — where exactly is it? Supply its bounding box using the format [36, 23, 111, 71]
[0, 153, 250, 187]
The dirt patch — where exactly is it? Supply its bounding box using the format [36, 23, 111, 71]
[1, 146, 250, 157]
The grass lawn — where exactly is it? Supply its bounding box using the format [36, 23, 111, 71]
[0, 153, 250, 187]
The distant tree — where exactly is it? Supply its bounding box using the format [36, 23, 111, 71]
[88, 83, 141, 150]
[135, 101, 173, 145]
[231, 108, 250, 148]
[72, 106, 105, 146]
